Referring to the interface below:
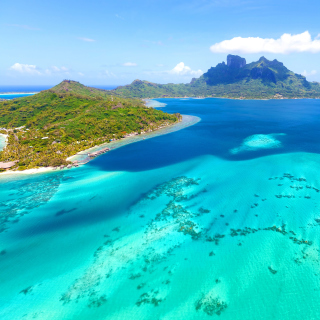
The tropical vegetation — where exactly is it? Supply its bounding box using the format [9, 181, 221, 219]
[0, 81, 181, 171]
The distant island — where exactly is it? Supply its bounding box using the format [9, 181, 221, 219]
[113, 55, 320, 99]
[0, 81, 181, 172]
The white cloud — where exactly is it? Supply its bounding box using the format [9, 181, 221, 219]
[9, 63, 41, 75]
[210, 31, 320, 54]
[78, 37, 95, 42]
[9, 64, 75, 77]
[122, 62, 137, 67]
[170, 62, 203, 76]
[50, 66, 69, 73]
[78, 72, 84, 76]
[302, 70, 317, 77]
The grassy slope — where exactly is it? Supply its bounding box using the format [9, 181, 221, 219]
[0, 81, 181, 170]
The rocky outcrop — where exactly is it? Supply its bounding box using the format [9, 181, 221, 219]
[227, 55, 246, 68]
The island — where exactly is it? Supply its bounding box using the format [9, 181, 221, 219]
[0, 80, 181, 172]
[113, 55, 320, 99]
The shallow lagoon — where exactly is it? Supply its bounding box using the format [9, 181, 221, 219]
[1, 98, 320, 319]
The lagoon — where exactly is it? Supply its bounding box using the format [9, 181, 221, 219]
[1, 98, 320, 319]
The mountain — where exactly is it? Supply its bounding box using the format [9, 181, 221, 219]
[113, 80, 191, 99]
[50, 80, 115, 99]
[0, 81, 181, 170]
[114, 55, 320, 99]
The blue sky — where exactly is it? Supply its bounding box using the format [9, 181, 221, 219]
[1, 0, 320, 86]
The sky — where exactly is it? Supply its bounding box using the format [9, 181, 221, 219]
[1, 0, 320, 86]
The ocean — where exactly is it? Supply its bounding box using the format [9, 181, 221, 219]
[1, 97, 320, 319]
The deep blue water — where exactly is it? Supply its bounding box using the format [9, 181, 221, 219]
[93, 98, 320, 172]
[1, 98, 320, 319]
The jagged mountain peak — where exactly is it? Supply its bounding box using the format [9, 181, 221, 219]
[113, 55, 320, 99]
[227, 54, 246, 68]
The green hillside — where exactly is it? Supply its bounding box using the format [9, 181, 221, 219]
[0, 81, 181, 170]
[113, 55, 320, 99]
[112, 80, 191, 99]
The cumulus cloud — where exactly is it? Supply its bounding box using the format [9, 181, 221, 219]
[170, 62, 203, 76]
[78, 37, 95, 42]
[122, 62, 137, 67]
[210, 31, 320, 54]
[37, 65, 72, 76]
[9, 63, 41, 75]
[302, 70, 317, 77]
[48, 66, 69, 73]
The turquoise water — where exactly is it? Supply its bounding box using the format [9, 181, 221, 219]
[145, 99, 167, 108]
[1, 98, 320, 319]
[0, 93, 36, 99]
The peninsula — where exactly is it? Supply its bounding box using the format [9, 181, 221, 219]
[113, 55, 320, 99]
[0, 81, 181, 171]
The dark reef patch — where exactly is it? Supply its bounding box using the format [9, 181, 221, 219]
[55, 208, 77, 217]
[195, 293, 228, 316]
[0, 173, 63, 233]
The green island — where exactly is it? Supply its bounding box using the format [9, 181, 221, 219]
[0, 81, 181, 171]
[113, 55, 320, 99]
[1, 54, 319, 172]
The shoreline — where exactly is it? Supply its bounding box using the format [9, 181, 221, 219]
[0, 114, 200, 177]
[0, 92, 38, 95]
[142, 96, 320, 101]
[67, 114, 200, 163]
[143, 99, 167, 108]
[0, 166, 54, 176]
